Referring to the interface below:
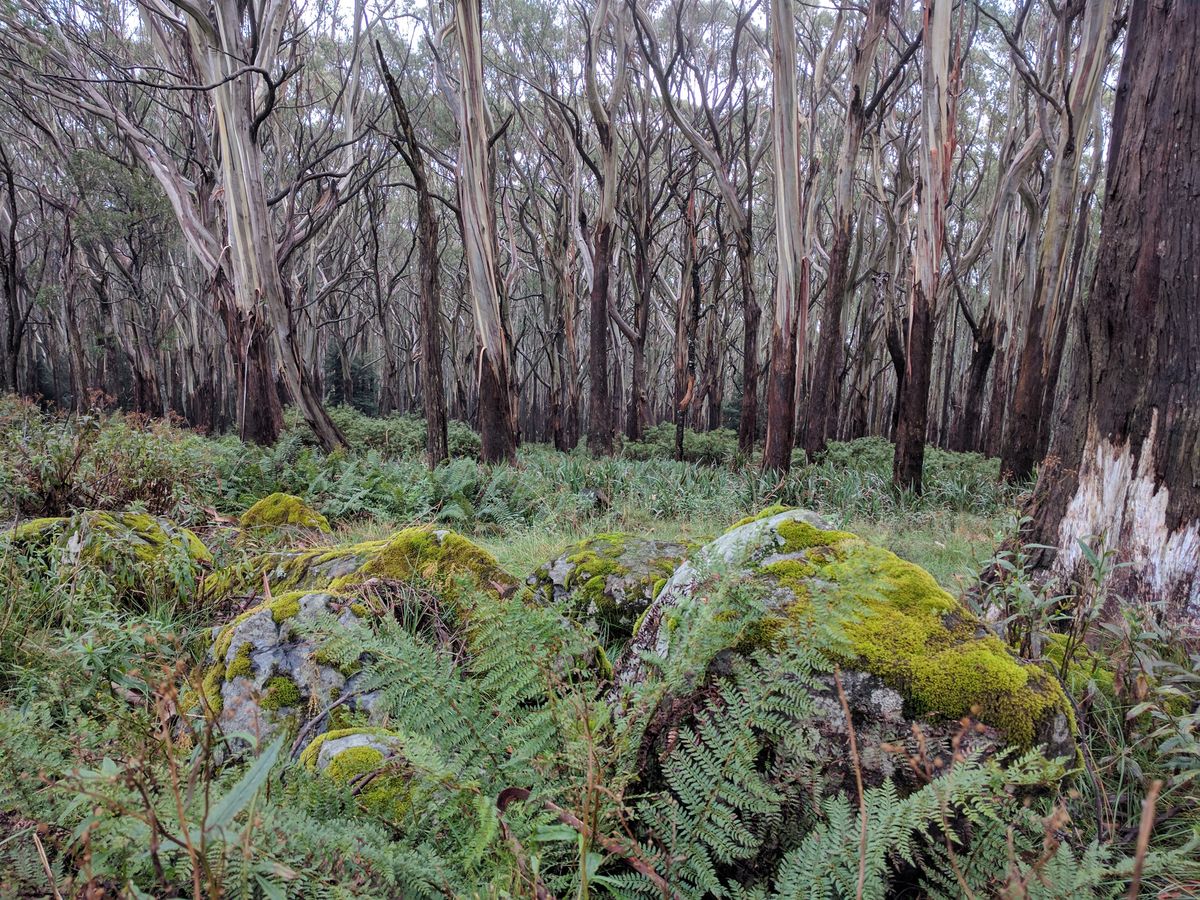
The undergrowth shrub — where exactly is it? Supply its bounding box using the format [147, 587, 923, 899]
[0, 396, 209, 522]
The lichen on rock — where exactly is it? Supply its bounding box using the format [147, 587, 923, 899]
[528, 533, 689, 642]
[197, 525, 521, 749]
[617, 506, 1076, 758]
[201, 590, 373, 747]
[239, 492, 331, 534]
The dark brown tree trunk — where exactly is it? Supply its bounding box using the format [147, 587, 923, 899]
[217, 283, 284, 446]
[948, 316, 995, 452]
[378, 45, 447, 466]
[1024, 0, 1200, 622]
[892, 290, 936, 491]
[0, 143, 23, 394]
[479, 344, 516, 463]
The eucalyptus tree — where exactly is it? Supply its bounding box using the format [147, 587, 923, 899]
[445, 0, 518, 462]
[892, 0, 955, 492]
[0, 0, 385, 449]
[997, 0, 1118, 481]
[1024, 0, 1200, 621]
[378, 44, 449, 466]
[800, 0, 890, 456]
[628, 0, 768, 454]
[761, 0, 806, 472]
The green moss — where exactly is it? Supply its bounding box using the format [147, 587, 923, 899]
[260, 675, 302, 710]
[239, 492, 331, 533]
[811, 545, 1071, 748]
[326, 745, 385, 781]
[728, 504, 795, 531]
[300, 728, 413, 823]
[202, 663, 224, 715]
[774, 519, 856, 553]
[267, 591, 304, 623]
[328, 526, 515, 604]
[299, 727, 400, 770]
[10, 517, 67, 542]
[675, 525, 1075, 751]
[225, 641, 253, 680]
[8, 510, 211, 601]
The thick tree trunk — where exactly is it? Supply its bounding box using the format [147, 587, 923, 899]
[893, 0, 953, 493]
[454, 0, 517, 463]
[948, 316, 995, 451]
[892, 291, 936, 490]
[762, 0, 805, 472]
[1024, 0, 1200, 623]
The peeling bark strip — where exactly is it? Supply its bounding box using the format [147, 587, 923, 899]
[1053, 416, 1200, 618]
[892, 0, 956, 493]
[762, 0, 806, 473]
[453, 0, 517, 463]
[1028, 0, 1200, 623]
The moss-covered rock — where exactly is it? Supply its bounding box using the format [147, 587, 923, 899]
[298, 727, 412, 823]
[617, 507, 1076, 758]
[200, 589, 373, 747]
[528, 533, 689, 642]
[239, 492, 331, 534]
[203, 525, 517, 609]
[6, 510, 211, 603]
[197, 526, 522, 749]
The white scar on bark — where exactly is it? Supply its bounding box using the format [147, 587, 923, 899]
[1054, 410, 1200, 619]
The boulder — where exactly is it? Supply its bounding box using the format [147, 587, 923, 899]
[203, 524, 518, 606]
[197, 526, 519, 747]
[297, 727, 412, 822]
[238, 492, 331, 534]
[527, 533, 689, 642]
[200, 589, 376, 747]
[7, 510, 210, 602]
[617, 507, 1076, 763]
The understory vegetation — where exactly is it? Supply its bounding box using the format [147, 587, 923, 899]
[0, 397, 1197, 898]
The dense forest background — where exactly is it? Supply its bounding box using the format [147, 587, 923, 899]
[0, 0, 1117, 480]
[1, 0, 1199, 894]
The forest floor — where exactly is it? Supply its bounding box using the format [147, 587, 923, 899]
[1, 395, 1196, 897]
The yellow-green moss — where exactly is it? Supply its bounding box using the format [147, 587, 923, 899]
[225, 641, 253, 680]
[8, 511, 212, 596]
[239, 493, 331, 533]
[802, 545, 1071, 748]
[326, 745, 384, 781]
[728, 504, 795, 531]
[10, 517, 67, 542]
[202, 663, 224, 715]
[774, 519, 857, 553]
[337, 526, 512, 598]
[679, 529, 1074, 751]
[260, 675, 301, 710]
[299, 728, 412, 822]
